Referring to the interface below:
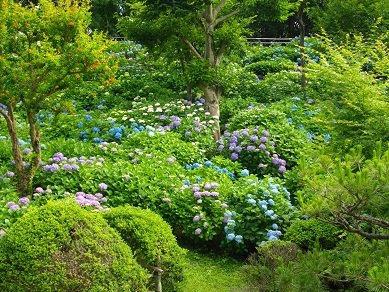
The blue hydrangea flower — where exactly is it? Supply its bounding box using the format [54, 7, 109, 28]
[85, 115, 92, 121]
[241, 169, 249, 176]
[204, 160, 212, 167]
[226, 233, 235, 241]
[227, 219, 236, 227]
[268, 199, 275, 206]
[247, 198, 256, 205]
[272, 224, 278, 230]
[235, 235, 243, 243]
[77, 122, 84, 127]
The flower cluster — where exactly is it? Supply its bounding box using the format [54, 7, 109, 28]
[41, 152, 104, 172]
[5, 196, 30, 211]
[74, 190, 109, 210]
[185, 161, 235, 180]
[223, 210, 243, 243]
[216, 127, 287, 176]
[262, 223, 282, 243]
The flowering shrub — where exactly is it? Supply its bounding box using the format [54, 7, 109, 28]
[214, 126, 288, 178]
[222, 174, 300, 252]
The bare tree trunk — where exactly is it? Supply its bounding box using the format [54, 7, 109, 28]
[297, 0, 306, 88]
[199, 84, 222, 141]
[1, 104, 41, 197]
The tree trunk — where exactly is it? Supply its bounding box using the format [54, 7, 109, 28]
[2, 104, 41, 197]
[297, 0, 306, 88]
[199, 84, 222, 141]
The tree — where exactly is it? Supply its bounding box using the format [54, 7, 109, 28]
[0, 0, 116, 196]
[89, 0, 128, 36]
[310, 0, 389, 42]
[118, 0, 292, 141]
[298, 143, 389, 240]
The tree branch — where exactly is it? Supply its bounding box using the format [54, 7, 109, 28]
[214, 0, 227, 19]
[215, 8, 240, 26]
[215, 41, 227, 66]
[178, 36, 202, 59]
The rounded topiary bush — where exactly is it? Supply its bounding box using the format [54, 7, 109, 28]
[0, 200, 148, 292]
[102, 206, 187, 292]
[284, 218, 343, 250]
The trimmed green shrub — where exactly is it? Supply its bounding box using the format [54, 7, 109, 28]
[102, 206, 187, 292]
[256, 240, 300, 269]
[284, 218, 343, 250]
[245, 59, 295, 77]
[0, 200, 148, 292]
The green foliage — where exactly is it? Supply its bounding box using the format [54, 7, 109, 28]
[102, 206, 187, 292]
[298, 142, 389, 240]
[254, 72, 305, 103]
[310, 0, 389, 42]
[242, 240, 300, 291]
[0, 199, 148, 291]
[284, 218, 343, 250]
[256, 240, 300, 269]
[305, 35, 389, 155]
[246, 234, 389, 291]
[245, 59, 295, 77]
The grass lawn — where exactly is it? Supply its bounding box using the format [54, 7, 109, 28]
[180, 249, 256, 292]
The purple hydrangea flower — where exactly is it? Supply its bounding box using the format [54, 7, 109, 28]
[62, 164, 72, 171]
[250, 136, 258, 142]
[262, 130, 270, 137]
[260, 137, 268, 143]
[163, 198, 171, 203]
[22, 148, 32, 154]
[166, 157, 175, 163]
[259, 144, 266, 150]
[231, 153, 238, 161]
[36, 187, 44, 193]
[5, 171, 14, 177]
[98, 183, 108, 190]
[18, 197, 30, 205]
[193, 215, 200, 223]
[6, 201, 15, 207]
[10, 204, 20, 211]
[278, 166, 286, 173]
[247, 145, 256, 151]
[195, 228, 202, 235]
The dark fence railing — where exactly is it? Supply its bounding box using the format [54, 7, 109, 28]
[247, 38, 293, 46]
[111, 36, 293, 46]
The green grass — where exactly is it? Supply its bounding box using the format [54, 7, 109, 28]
[180, 250, 256, 292]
